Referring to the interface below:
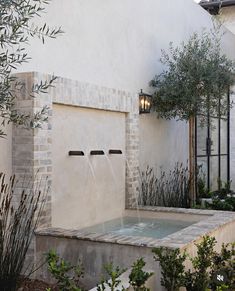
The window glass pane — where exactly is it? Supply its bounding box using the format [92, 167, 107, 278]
[210, 156, 219, 191]
[210, 118, 219, 155]
[196, 116, 207, 156]
[221, 119, 228, 155]
[220, 94, 229, 119]
[221, 156, 228, 183]
[197, 157, 208, 188]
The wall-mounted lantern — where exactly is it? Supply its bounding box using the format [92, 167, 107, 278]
[139, 89, 152, 114]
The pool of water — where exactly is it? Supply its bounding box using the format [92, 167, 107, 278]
[80, 216, 195, 239]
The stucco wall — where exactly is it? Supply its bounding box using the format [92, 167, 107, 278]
[0, 121, 12, 177]
[18, 0, 235, 90]
[139, 114, 189, 171]
[16, 0, 235, 173]
[52, 104, 126, 228]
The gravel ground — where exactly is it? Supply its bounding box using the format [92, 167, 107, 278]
[17, 277, 57, 291]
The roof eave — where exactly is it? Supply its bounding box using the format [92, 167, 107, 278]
[200, 0, 235, 15]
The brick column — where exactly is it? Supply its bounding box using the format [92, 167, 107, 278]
[12, 72, 140, 216]
[12, 72, 53, 273]
[125, 95, 140, 208]
[12, 72, 52, 227]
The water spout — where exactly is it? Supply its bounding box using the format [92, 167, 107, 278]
[90, 150, 105, 155]
[68, 151, 85, 156]
[109, 149, 122, 154]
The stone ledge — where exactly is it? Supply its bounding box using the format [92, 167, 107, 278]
[35, 207, 235, 250]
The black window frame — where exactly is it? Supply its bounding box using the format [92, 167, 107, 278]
[195, 89, 230, 192]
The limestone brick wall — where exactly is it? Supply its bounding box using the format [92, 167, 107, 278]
[11, 72, 52, 272]
[12, 72, 52, 227]
[49, 73, 140, 211]
[125, 111, 140, 208]
[13, 71, 140, 229]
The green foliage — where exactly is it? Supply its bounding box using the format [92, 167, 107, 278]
[196, 167, 210, 199]
[45, 239, 234, 291]
[150, 27, 235, 123]
[97, 263, 127, 291]
[184, 236, 216, 291]
[128, 258, 153, 291]
[205, 197, 235, 211]
[0, 173, 48, 291]
[197, 169, 235, 211]
[197, 176, 210, 199]
[0, 0, 62, 137]
[215, 285, 229, 291]
[210, 243, 235, 290]
[153, 247, 186, 291]
[210, 179, 232, 200]
[46, 250, 84, 291]
[154, 235, 235, 291]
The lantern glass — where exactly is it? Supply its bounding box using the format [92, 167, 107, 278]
[139, 90, 152, 114]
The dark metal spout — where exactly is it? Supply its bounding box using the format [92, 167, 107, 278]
[90, 150, 105, 155]
[109, 149, 122, 154]
[68, 151, 85, 156]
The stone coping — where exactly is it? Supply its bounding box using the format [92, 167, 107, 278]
[35, 206, 235, 250]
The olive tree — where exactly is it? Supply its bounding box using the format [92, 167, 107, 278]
[150, 27, 235, 204]
[0, 0, 62, 137]
[150, 28, 235, 122]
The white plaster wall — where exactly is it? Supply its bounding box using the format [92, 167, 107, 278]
[139, 114, 189, 171]
[0, 121, 12, 178]
[18, 0, 235, 173]
[18, 0, 235, 90]
[52, 104, 126, 228]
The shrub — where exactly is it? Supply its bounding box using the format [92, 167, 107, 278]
[196, 167, 210, 199]
[154, 235, 235, 291]
[153, 247, 186, 291]
[0, 173, 48, 291]
[139, 163, 191, 208]
[184, 236, 216, 291]
[210, 243, 235, 290]
[205, 197, 235, 212]
[129, 258, 153, 291]
[46, 250, 84, 291]
[97, 263, 126, 291]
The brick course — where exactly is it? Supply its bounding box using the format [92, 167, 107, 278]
[13, 72, 140, 223]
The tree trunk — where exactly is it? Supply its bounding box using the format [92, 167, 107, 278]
[189, 116, 196, 206]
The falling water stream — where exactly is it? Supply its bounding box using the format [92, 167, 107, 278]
[80, 152, 195, 239]
[86, 156, 96, 181]
[86, 156, 107, 232]
[104, 155, 125, 229]
[84, 151, 148, 234]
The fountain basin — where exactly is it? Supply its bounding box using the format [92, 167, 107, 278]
[79, 212, 201, 239]
[35, 206, 235, 290]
